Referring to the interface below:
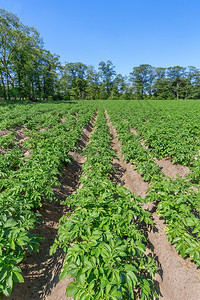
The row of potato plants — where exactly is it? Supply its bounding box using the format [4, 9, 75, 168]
[107, 100, 200, 182]
[0, 102, 97, 298]
[0, 102, 76, 130]
[51, 109, 158, 300]
[0, 101, 94, 194]
[127, 100, 199, 166]
[105, 102, 200, 266]
[130, 100, 200, 184]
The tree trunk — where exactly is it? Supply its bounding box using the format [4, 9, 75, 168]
[18, 71, 22, 100]
[0, 73, 7, 99]
[6, 72, 10, 100]
[177, 83, 179, 100]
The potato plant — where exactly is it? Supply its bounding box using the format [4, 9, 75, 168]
[52, 109, 158, 299]
[105, 101, 200, 266]
[0, 101, 97, 297]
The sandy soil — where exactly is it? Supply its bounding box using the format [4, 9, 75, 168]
[154, 157, 190, 179]
[106, 113, 148, 199]
[0, 129, 10, 137]
[149, 213, 200, 300]
[130, 127, 138, 136]
[3, 113, 199, 300]
[0, 126, 31, 156]
[194, 150, 200, 160]
[60, 118, 67, 123]
[46, 118, 96, 300]
[4, 116, 96, 300]
[130, 128, 191, 179]
[106, 111, 200, 300]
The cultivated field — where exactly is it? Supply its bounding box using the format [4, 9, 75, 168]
[0, 100, 200, 300]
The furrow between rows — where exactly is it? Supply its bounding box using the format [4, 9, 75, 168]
[105, 111, 200, 300]
[3, 113, 97, 300]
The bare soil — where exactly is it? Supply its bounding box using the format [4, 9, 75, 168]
[106, 113, 148, 199]
[3, 113, 199, 300]
[106, 112, 200, 300]
[4, 117, 96, 300]
[194, 150, 200, 161]
[0, 129, 10, 137]
[130, 127, 138, 136]
[15, 127, 31, 157]
[130, 128, 191, 179]
[0, 126, 31, 156]
[154, 157, 190, 179]
[60, 118, 67, 123]
[149, 213, 200, 300]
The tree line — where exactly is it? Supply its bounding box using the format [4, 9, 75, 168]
[1, 9, 200, 101]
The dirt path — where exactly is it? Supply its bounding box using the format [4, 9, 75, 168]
[130, 128, 191, 179]
[106, 111, 200, 300]
[106, 114, 149, 199]
[46, 118, 96, 300]
[4, 116, 96, 300]
[149, 213, 200, 300]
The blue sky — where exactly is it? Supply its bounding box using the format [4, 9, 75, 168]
[1, 0, 200, 75]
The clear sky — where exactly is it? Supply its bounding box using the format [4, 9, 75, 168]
[1, 0, 200, 75]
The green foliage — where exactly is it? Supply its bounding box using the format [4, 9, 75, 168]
[105, 100, 200, 265]
[148, 177, 200, 265]
[1, 99, 199, 298]
[52, 109, 158, 299]
[0, 9, 60, 101]
[0, 101, 97, 297]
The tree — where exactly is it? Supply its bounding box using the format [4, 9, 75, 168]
[152, 77, 174, 99]
[152, 68, 171, 99]
[167, 66, 186, 100]
[0, 9, 60, 101]
[110, 74, 129, 99]
[129, 64, 155, 99]
[0, 9, 21, 99]
[85, 66, 99, 99]
[98, 60, 116, 99]
[1, 10, 200, 102]
[184, 66, 200, 99]
[60, 62, 88, 100]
